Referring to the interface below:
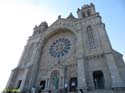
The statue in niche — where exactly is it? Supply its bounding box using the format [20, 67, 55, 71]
[53, 75, 59, 89]
[50, 70, 59, 89]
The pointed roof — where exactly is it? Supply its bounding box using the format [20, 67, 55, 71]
[66, 13, 77, 20]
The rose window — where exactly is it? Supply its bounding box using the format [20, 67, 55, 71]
[49, 38, 71, 58]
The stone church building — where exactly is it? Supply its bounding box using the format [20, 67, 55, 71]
[5, 3, 125, 93]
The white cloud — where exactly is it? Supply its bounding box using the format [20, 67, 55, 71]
[0, 0, 57, 92]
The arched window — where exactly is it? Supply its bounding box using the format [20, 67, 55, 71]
[87, 26, 96, 48]
[82, 12, 85, 18]
[93, 71, 104, 89]
[86, 10, 91, 16]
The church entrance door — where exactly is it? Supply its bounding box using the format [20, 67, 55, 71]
[93, 71, 104, 89]
[50, 70, 60, 92]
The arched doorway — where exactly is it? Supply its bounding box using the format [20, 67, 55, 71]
[69, 77, 77, 92]
[50, 70, 59, 89]
[93, 71, 104, 89]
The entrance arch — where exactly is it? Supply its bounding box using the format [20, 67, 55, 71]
[50, 70, 59, 89]
[93, 71, 104, 89]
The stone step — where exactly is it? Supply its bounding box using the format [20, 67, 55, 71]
[87, 90, 125, 93]
[40, 89, 125, 93]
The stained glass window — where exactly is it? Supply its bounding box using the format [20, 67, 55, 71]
[87, 26, 96, 48]
[49, 38, 71, 58]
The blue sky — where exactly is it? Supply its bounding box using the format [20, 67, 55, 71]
[0, 0, 124, 92]
[17, 0, 125, 52]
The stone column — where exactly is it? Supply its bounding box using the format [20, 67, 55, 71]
[5, 71, 15, 89]
[77, 58, 87, 91]
[105, 53, 124, 88]
[45, 78, 49, 89]
[76, 31, 87, 92]
[17, 45, 29, 67]
[28, 41, 43, 89]
[20, 69, 29, 92]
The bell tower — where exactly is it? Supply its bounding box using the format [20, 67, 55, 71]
[77, 3, 96, 19]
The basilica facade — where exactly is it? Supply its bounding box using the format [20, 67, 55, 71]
[5, 3, 125, 93]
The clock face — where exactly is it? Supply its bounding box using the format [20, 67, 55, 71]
[49, 38, 71, 58]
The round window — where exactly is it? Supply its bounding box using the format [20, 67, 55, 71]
[49, 38, 71, 58]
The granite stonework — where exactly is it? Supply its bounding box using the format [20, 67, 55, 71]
[4, 3, 125, 93]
